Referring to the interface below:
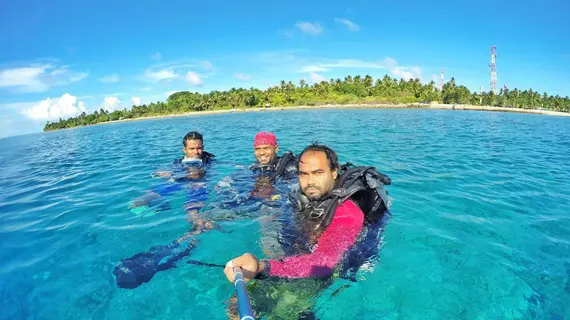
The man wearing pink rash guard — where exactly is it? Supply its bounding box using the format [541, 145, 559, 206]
[224, 143, 365, 319]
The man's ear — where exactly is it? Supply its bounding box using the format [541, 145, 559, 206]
[275, 145, 279, 153]
[332, 169, 338, 180]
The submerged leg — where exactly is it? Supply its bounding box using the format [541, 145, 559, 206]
[113, 238, 196, 289]
[224, 278, 330, 320]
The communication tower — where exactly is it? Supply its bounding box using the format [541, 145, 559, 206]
[489, 46, 497, 94]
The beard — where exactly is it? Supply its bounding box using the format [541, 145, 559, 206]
[302, 186, 324, 201]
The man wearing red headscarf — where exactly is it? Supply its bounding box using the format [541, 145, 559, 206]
[249, 131, 297, 180]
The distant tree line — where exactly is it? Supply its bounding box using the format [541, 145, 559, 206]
[44, 74, 570, 131]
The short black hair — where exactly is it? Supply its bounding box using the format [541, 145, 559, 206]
[183, 131, 203, 147]
[297, 142, 339, 171]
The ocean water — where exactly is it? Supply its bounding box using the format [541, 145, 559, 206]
[1, 108, 569, 320]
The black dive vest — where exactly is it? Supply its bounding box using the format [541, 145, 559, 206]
[292, 163, 392, 231]
[174, 151, 216, 165]
[249, 151, 297, 180]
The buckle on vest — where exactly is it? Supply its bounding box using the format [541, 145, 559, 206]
[309, 207, 326, 219]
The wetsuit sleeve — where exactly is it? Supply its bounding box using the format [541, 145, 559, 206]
[267, 199, 364, 278]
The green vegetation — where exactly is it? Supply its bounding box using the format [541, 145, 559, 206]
[44, 75, 570, 131]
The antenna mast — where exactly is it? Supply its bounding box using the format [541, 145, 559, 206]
[489, 45, 497, 94]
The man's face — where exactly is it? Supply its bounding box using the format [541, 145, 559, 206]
[298, 151, 337, 201]
[254, 144, 278, 165]
[183, 139, 204, 159]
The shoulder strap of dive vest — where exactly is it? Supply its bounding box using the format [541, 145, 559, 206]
[319, 163, 391, 228]
[270, 150, 297, 180]
[202, 151, 215, 164]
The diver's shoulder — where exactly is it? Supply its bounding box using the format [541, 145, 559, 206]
[335, 199, 365, 221]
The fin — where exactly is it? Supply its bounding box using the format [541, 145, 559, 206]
[130, 205, 148, 216]
[113, 240, 195, 289]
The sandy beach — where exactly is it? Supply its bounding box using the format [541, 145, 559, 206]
[95, 103, 570, 126]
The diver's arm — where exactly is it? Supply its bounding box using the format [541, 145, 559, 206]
[261, 200, 364, 279]
[152, 171, 172, 178]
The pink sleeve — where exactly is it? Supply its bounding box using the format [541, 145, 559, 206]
[268, 199, 364, 278]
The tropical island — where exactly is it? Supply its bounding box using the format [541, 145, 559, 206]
[44, 75, 570, 131]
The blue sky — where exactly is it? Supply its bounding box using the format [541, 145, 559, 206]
[1, 0, 569, 138]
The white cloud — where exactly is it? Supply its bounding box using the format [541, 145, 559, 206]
[22, 93, 87, 121]
[3, 101, 37, 110]
[103, 96, 121, 112]
[136, 60, 204, 83]
[300, 59, 384, 73]
[234, 73, 251, 81]
[132, 96, 141, 106]
[309, 72, 326, 84]
[334, 18, 360, 31]
[65, 72, 88, 83]
[300, 65, 330, 73]
[139, 68, 177, 83]
[141, 87, 152, 91]
[200, 61, 214, 71]
[151, 52, 162, 60]
[298, 57, 421, 80]
[0, 64, 88, 92]
[322, 59, 384, 69]
[186, 71, 202, 86]
[1, 65, 52, 92]
[295, 21, 324, 35]
[100, 74, 120, 83]
[382, 57, 422, 80]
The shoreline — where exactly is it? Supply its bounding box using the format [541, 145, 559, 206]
[85, 103, 570, 127]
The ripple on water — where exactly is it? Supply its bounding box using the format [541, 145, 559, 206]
[1, 109, 570, 319]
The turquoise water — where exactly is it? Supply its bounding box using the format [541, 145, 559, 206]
[1, 108, 569, 320]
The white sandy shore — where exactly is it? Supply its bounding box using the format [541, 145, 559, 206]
[95, 103, 570, 126]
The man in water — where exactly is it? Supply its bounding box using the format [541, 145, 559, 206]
[114, 133, 295, 290]
[249, 131, 297, 180]
[153, 130, 215, 177]
[212, 131, 297, 215]
[129, 131, 214, 226]
[114, 131, 216, 289]
[211, 132, 297, 257]
[223, 143, 368, 319]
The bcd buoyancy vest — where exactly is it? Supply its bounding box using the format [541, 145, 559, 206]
[291, 162, 392, 231]
[174, 151, 216, 166]
[281, 163, 393, 281]
[249, 151, 298, 181]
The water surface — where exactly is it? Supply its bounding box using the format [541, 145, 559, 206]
[1, 108, 569, 319]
